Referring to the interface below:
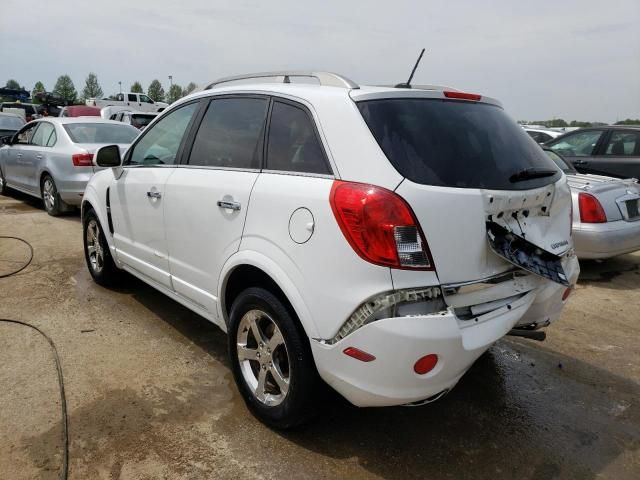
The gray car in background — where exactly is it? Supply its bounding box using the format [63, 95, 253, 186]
[544, 148, 640, 259]
[0, 118, 138, 215]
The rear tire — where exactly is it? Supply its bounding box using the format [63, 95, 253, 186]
[0, 167, 7, 196]
[228, 287, 322, 429]
[83, 208, 120, 286]
[41, 174, 70, 216]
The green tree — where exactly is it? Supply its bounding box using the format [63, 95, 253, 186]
[130, 81, 144, 93]
[183, 82, 198, 95]
[147, 79, 165, 102]
[569, 120, 592, 128]
[5, 79, 21, 89]
[615, 118, 640, 125]
[81, 72, 103, 101]
[53, 75, 78, 104]
[31, 81, 46, 102]
[166, 84, 183, 103]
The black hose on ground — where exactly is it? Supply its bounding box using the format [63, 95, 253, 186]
[0, 235, 34, 278]
[0, 236, 68, 480]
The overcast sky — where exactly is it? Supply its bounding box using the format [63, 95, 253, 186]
[2, 0, 638, 122]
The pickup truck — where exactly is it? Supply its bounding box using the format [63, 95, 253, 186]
[86, 92, 168, 112]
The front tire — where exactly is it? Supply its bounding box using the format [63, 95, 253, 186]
[41, 174, 70, 216]
[228, 287, 322, 429]
[83, 209, 120, 286]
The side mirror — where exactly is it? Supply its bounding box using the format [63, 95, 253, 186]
[1, 135, 12, 146]
[95, 145, 122, 167]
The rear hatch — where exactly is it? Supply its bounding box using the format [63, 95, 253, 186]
[357, 96, 571, 284]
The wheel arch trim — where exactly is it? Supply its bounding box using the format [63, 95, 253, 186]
[218, 250, 319, 339]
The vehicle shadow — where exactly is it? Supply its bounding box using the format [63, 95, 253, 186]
[114, 274, 639, 480]
[0, 189, 80, 219]
[578, 254, 640, 290]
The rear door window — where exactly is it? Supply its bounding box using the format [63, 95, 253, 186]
[128, 94, 137, 102]
[266, 101, 330, 175]
[548, 130, 604, 157]
[358, 98, 560, 190]
[187, 97, 268, 169]
[604, 130, 640, 156]
[31, 122, 56, 147]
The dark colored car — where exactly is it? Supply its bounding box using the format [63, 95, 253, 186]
[545, 126, 640, 179]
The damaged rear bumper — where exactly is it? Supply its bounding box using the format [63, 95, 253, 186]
[311, 255, 579, 407]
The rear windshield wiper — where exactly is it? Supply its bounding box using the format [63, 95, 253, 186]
[509, 168, 558, 183]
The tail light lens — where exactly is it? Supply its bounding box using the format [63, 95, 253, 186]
[72, 153, 94, 167]
[329, 181, 433, 270]
[443, 91, 482, 101]
[578, 193, 606, 223]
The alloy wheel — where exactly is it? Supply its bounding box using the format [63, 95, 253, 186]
[86, 219, 104, 273]
[43, 178, 55, 211]
[236, 309, 290, 406]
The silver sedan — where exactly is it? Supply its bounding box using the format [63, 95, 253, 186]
[545, 148, 640, 259]
[0, 118, 138, 215]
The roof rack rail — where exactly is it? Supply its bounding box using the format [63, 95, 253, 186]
[203, 71, 359, 90]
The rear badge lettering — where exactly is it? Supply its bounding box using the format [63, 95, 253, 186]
[551, 240, 569, 250]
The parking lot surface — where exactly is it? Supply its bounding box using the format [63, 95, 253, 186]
[1, 191, 639, 480]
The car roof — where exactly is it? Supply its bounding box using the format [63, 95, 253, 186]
[38, 117, 129, 125]
[176, 82, 502, 110]
[523, 127, 560, 133]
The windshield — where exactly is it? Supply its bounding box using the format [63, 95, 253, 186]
[544, 149, 575, 174]
[63, 123, 138, 144]
[131, 114, 156, 128]
[357, 98, 561, 190]
[0, 115, 24, 130]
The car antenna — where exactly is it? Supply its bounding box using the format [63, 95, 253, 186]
[395, 48, 426, 89]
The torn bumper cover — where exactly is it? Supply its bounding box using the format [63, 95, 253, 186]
[486, 221, 570, 287]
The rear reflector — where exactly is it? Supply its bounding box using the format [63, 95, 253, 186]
[578, 192, 606, 223]
[443, 91, 482, 101]
[562, 287, 572, 301]
[72, 153, 94, 167]
[414, 354, 438, 375]
[343, 347, 376, 362]
[329, 180, 433, 270]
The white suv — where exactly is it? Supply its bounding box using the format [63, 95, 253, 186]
[82, 71, 580, 428]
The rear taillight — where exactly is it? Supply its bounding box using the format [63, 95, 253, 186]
[443, 91, 482, 101]
[578, 192, 606, 223]
[72, 153, 94, 167]
[329, 180, 433, 270]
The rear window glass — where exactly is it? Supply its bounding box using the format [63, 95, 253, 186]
[544, 150, 574, 174]
[357, 98, 561, 190]
[131, 114, 156, 128]
[266, 101, 330, 174]
[63, 123, 138, 144]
